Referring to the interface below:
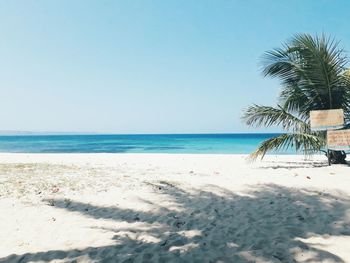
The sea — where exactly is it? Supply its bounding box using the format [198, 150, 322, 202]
[0, 133, 294, 154]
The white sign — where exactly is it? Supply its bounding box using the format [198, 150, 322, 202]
[310, 109, 344, 131]
[327, 129, 350, 151]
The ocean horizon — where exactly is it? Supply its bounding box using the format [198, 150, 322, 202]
[0, 133, 296, 154]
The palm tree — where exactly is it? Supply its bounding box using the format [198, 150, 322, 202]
[242, 34, 350, 163]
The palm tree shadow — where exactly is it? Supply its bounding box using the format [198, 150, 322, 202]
[255, 159, 349, 169]
[2, 183, 350, 263]
[255, 158, 328, 169]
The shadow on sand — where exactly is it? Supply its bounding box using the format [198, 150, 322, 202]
[2, 183, 350, 263]
[255, 158, 350, 169]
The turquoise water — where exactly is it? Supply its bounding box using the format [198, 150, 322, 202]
[0, 134, 293, 154]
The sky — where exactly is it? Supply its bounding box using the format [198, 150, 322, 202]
[1, 0, 350, 134]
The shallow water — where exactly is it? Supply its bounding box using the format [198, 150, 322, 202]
[0, 133, 295, 154]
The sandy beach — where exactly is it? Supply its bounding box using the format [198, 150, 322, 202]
[0, 153, 350, 263]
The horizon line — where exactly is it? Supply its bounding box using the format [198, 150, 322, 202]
[0, 131, 283, 136]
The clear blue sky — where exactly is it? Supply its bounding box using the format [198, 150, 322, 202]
[1, 1, 349, 134]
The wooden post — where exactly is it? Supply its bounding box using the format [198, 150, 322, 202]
[326, 132, 331, 166]
[327, 149, 331, 166]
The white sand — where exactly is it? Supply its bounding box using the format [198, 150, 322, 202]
[0, 153, 350, 263]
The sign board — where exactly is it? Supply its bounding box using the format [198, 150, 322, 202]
[310, 109, 344, 131]
[327, 129, 350, 150]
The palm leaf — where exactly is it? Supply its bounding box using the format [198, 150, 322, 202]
[242, 104, 309, 132]
[249, 133, 325, 161]
[262, 34, 350, 112]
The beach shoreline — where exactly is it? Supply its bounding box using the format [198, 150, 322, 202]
[1, 153, 349, 262]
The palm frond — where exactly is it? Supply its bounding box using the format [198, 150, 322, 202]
[278, 84, 311, 119]
[249, 133, 325, 161]
[289, 34, 348, 109]
[262, 34, 350, 112]
[242, 104, 309, 132]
